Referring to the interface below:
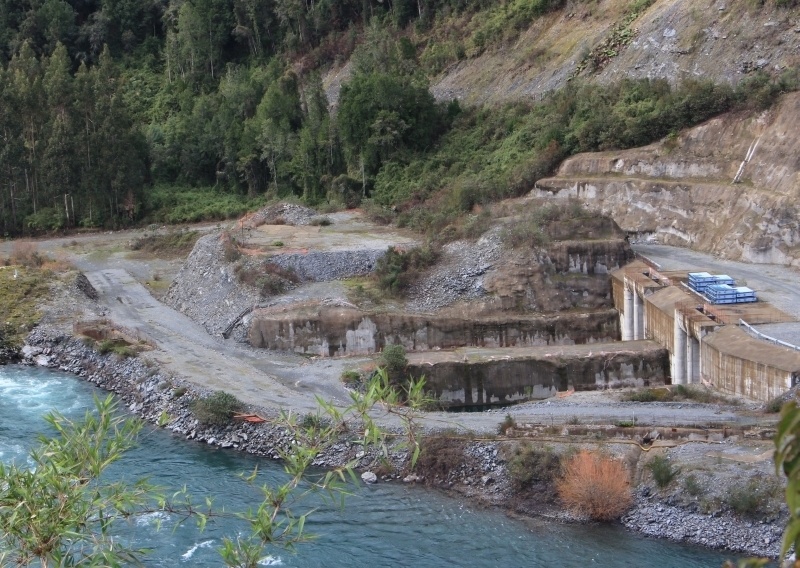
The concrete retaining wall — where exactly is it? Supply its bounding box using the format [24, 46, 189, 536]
[407, 343, 668, 409]
[248, 308, 619, 356]
[701, 326, 798, 401]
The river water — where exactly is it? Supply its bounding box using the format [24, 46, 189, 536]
[0, 365, 739, 567]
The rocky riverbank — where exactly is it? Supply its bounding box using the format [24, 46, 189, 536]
[17, 326, 786, 560]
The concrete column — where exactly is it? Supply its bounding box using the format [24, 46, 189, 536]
[672, 310, 687, 385]
[633, 289, 644, 340]
[622, 279, 634, 341]
[686, 336, 700, 384]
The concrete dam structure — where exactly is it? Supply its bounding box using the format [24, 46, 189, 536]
[613, 260, 800, 401]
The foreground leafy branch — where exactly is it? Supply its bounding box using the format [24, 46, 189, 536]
[1, 369, 429, 567]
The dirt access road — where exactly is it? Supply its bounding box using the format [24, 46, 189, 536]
[6, 228, 776, 433]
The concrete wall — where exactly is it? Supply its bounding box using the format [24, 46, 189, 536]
[701, 326, 797, 401]
[249, 308, 620, 356]
[408, 345, 669, 409]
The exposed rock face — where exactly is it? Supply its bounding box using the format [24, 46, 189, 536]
[429, 0, 800, 105]
[534, 92, 800, 265]
[483, 240, 633, 312]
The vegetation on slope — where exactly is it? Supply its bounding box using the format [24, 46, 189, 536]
[0, 0, 796, 237]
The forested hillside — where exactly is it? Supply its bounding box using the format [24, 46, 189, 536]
[0, 0, 796, 236]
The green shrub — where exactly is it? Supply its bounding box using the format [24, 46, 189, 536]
[374, 246, 439, 295]
[684, 474, 704, 497]
[190, 391, 243, 426]
[235, 262, 299, 297]
[341, 370, 361, 386]
[416, 435, 470, 482]
[508, 443, 561, 491]
[725, 479, 772, 518]
[309, 217, 332, 226]
[97, 339, 136, 358]
[380, 344, 408, 383]
[172, 386, 188, 398]
[624, 389, 662, 402]
[647, 455, 680, 488]
[765, 396, 785, 414]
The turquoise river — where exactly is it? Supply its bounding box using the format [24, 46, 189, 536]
[0, 365, 744, 567]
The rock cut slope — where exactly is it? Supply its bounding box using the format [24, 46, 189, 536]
[533, 91, 800, 265]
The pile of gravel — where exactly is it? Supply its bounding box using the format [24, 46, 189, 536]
[249, 203, 318, 227]
[269, 249, 385, 282]
[406, 228, 503, 312]
[623, 489, 783, 558]
[164, 233, 260, 337]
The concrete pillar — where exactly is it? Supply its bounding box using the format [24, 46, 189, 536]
[672, 310, 687, 384]
[622, 279, 634, 341]
[686, 335, 700, 384]
[633, 289, 644, 340]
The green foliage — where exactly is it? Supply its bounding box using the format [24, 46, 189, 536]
[341, 369, 362, 386]
[234, 261, 300, 297]
[190, 390, 244, 426]
[774, 401, 800, 557]
[143, 186, 267, 224]
[468, 0, 566, 55]
[683, 474, 704, 497]
[646, 455, 680, 489]
[374, 245, 439, 295]
[766, 396, 786, 414]
[624, 388, 664, 402]
[502, 215, 550, 248]
[379, 344, 409, 382]
[725, 479, 773, 518]
[338, 70, 445, 176]
[0, 396, 158, 566]
[508, 443, 561, 491]
[624, 384, 733, 404]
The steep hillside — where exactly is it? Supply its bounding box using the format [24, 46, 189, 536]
[534, 90, 800, 264]
[427, 0, 800, 104]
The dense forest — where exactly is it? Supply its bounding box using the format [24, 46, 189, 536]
[0, 0, 795, 236]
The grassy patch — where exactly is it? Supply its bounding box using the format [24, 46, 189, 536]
[624, 385, 736, 405]
[130, 229, 200, 258]
[0, 265, 53, 347]
[725, 479, 776, 518]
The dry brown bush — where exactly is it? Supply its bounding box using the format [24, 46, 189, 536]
[556, 450, 633, 521]
[10, 241, 44, 267]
